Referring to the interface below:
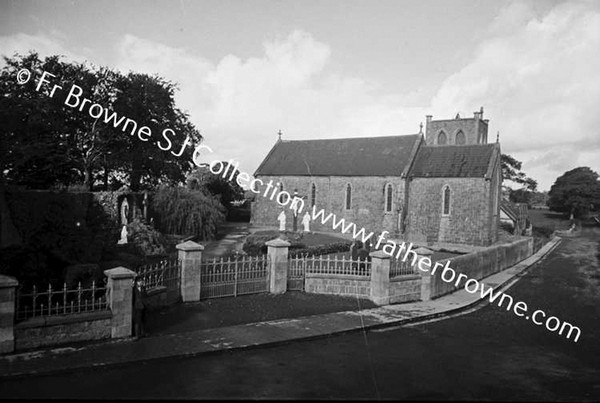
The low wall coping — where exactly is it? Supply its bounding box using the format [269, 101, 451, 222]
[390, 274, 421, 282]
[305, 273, 371, 281]
[146, 285, 167, 297]
[15, 310, 112, 329]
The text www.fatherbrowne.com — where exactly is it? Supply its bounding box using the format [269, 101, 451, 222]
[308, 205, 581, 343]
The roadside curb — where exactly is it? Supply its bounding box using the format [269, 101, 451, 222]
[0, 237, 562, 380]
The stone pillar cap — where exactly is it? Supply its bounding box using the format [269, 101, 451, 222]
[414, 247, 433, 256]
[369, 250, 390, 259]
[0, 274, 18, 288]
[104, 266, 136, 279]
[176, 240, 205, 251]
[265, 238, 291, 247]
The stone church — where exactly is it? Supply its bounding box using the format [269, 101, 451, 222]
[251, 109, 502, 246]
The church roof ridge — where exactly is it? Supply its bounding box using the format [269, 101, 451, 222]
[278, 133, 421, 143]
[255, 134, 422, 177]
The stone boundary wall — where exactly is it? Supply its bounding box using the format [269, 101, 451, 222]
[305, 274, 371, 298]
[14, 311, 111, 351]
[429, 237, 533, 299]
[389, 275, 421, 303]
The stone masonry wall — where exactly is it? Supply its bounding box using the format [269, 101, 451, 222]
[405, 177, 493, 246]
[305, 275, 371, 298]
[389, 275, 421, 303]
[429, 237, 533, 299]
[14, 311, 111, 351]
[251, 175, 406, 236]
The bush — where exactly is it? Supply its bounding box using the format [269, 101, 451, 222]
[152, 185, 226, 240]
[291, 242, 351, 257]
[126, 218, 168, 257]
[242, 231, 351, 257]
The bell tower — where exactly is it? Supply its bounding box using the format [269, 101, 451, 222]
[425, 107, 489, 146]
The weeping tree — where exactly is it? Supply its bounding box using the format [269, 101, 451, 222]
[152, 185, 225, 240]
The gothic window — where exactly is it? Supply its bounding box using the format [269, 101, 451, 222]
[442, 185, 451, 216]
[455, 130, 466, 145]
[385, 184, 393, 212]
[311, 183, 317, 207]
[437, 131, 447, 145]
[345, 184, 352, 210]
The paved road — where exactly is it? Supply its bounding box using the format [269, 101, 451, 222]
[1, 229, 599, 400]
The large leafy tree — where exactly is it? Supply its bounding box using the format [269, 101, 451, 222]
[0, 52, 201, 190]
[110, 72, 202, 191]
[548, 167, 600, 217]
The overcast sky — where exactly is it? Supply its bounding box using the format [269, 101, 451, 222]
[1, 0, 599, 191]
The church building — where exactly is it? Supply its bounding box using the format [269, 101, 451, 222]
[251, 109, 502, 247]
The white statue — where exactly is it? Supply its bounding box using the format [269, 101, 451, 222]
[277, 211, 286, 231]
[117, 225, 128, 244]
[120, 198, 130, 225]
[302, 211, 311, 232]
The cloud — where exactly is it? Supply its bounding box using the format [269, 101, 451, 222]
[114, 30, 427, 177]
[430, 0, 600, 190]
[0, 32, 89, 65]
[1, 0, 599, 191]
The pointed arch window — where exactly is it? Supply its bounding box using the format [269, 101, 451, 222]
[310, 183, 317, 207]
[385, 184, 393, 212]
[442, 185, 451, 216]
[437, 131, 447, 145]
[455, 130, 466, 145]
[345, 184, 352, 210]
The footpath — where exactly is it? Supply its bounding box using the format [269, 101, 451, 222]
[0, 237, 562, 379]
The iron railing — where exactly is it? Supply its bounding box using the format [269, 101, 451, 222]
[134, 258, 181, 291]
[297, 254, 371, 278]
[16, 281, 108, 321]
[390, 258, 416, 277]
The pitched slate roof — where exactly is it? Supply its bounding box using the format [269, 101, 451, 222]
[254, 135, 421, 177]
[409, 144, 497, 178]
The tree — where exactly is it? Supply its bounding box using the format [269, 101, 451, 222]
[0, 52, 201, 191]
[548, 167, 600, 217]
[186, 163, 245, 212]
[110, 72, 202, 191]
[509, 188, 532, 205]
[501, 154, 538, 191]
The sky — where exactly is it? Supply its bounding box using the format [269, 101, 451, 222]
[1, 0, 599, 191]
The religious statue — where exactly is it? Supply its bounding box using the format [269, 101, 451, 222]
[142, 192, 148, 222]
[302, 211, 311, 232]
[277, 211, 286, 231]
[117, 225, 128, 244]
[120, 197, 130, 226]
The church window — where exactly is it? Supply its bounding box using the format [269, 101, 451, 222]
[385, 184, 393, 212]
[442, 185, 451, 216]
[437, 131, 447, 145]
[345, 184, 352, 210]
[311, 183, 316, 207]
[455, 130, 466, 145]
